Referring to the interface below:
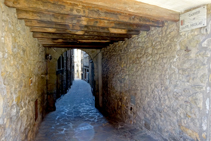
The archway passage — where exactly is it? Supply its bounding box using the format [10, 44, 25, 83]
[2, 0, 211, 141]
[46, 48, 102, 112]
[54, 49, 96, 99]
[37, 49, 159, 140]
[35, 80, 159, 141]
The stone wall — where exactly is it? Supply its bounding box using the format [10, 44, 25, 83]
[0, 0, 47, 140]
[66, 50, 74, 90]
[102, 4, 211, 141]
[55, 50, 74, 99]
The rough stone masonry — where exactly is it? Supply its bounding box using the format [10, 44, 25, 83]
[102, 4, 211, 141]
[1, 0, 211, 141]
[0, 0, 47, 140]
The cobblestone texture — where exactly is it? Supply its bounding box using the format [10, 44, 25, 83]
[102, 4, 211, 141]
[35, 80, 161, 141]
[0, 0, 46, 140]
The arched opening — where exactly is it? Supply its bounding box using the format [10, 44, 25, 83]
[46, 48, 101, 112]
[55, 49, 95, 100]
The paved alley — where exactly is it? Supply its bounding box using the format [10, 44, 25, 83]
[35, 80, 160, 141]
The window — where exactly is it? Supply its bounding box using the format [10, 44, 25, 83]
[57, 55, 64, 70]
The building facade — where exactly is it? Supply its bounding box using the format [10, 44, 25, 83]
[74, 49, 82, 79]
[81, 51, 90, 82]
[56, 50, 74, 99]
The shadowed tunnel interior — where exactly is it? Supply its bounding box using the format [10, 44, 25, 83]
[41, 49, 159, 140]
[1, 0, 211, 141]
[35, 79, 160, 141]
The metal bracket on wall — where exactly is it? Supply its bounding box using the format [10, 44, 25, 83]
[185, 46, 191, 52]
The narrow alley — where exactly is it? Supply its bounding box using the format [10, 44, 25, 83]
[35, 80, 159, 141]
[1, 0, 211, 140]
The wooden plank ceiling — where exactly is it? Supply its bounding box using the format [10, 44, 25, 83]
[4, 0, 179, 49]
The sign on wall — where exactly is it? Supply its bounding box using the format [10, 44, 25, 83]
[180, 6, 207, 32]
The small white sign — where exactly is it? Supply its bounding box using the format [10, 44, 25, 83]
[180, 6, 207, 32]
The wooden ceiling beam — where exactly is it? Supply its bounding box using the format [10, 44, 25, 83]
[63, 0, 180, 21]
[78, 40, 110, 43]
[42, 44, 106, 49]
[16, 10, 164, 28]
[25, 20, 68, 29]
[32, 30, 132, 38]
[25, 20, 150, 32]
[5, 0, 164, 26]
[33, 33, 129, 40]
[30, 27, 140, 35]
[38, 38, 112, 45]
[25, 19, 149, 31]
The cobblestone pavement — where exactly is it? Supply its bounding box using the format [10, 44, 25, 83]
[35, 80, 161, 141]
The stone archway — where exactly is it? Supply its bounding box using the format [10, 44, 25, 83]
[45, 48, 102, 111]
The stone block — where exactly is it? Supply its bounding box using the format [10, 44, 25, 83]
[0, 94, 3, 117]
[179, 125, 200, 141]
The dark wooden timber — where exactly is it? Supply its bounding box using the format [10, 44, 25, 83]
[5, 0, 164, 26]
[4, 0, 178, 49]
[42, 44, 106, 48]
[33, 33, 129, 40]
[16, 10, 164, 28]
